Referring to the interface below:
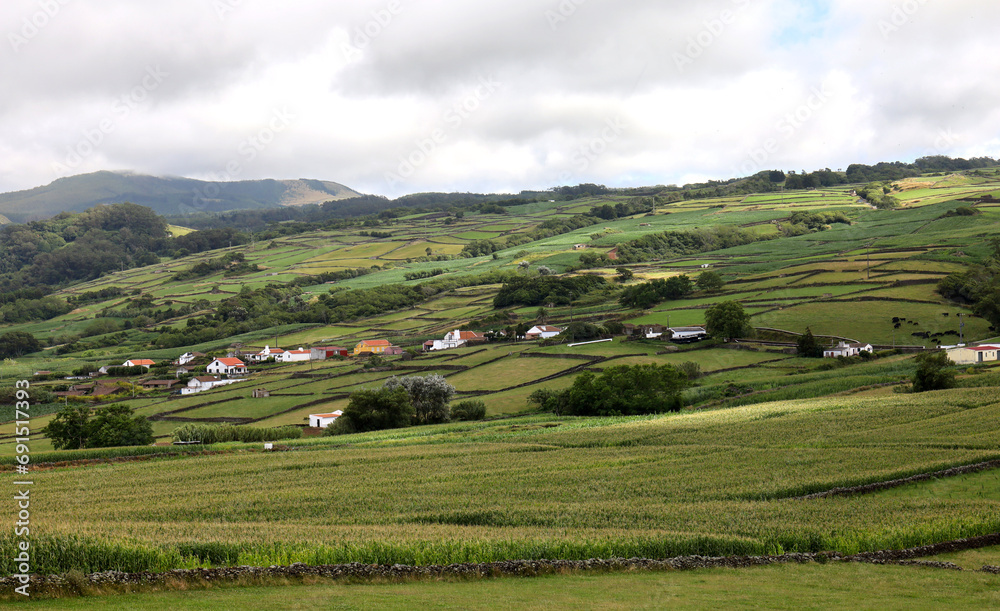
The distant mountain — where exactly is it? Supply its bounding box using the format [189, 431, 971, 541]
[0, 171, 363, 222]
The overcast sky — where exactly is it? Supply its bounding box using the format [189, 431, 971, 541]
[2, 0, 998, 198]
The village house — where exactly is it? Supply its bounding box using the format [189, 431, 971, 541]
[946, 344, 1000, 365]
[122, 358, 155, 369]
[206, 357, 248, 376]
[173, 351, 206, 366]
[309, 411, 343, 428]
[276, 348, 312, 363]
[175, 366, 193, 379]
[424, 330, 485, 351]
[666, 327, 709, 343]
[181, 376, 245, 395]
[248, 345, 284, 362]
[310, 346, 350, 360]
[354, 339, 402, 356]
[823, 341, 874, 358]
[525, 325, 563, 340]
[141, 379, 180, 391]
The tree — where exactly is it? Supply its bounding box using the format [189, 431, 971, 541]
[912, 351, 957, 392]
[384, 374, 456, 425]
[704, 301, 752, 341]
[0, 331, 41, 358]
[562, 364, 688, 416]
[796, 327, 823, 358]
[42, 403, 152, 450]
[42, 405, 91, 450]
[87, 404, 154, 448]
[696, 271, 724, 292]
[616, 267, 634, 283]
[341, 386, 414, 432]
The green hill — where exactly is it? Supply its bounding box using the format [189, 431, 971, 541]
[0, 171, 363, 221]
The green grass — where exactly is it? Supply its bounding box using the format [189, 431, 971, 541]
[10, 563, 1000, 609]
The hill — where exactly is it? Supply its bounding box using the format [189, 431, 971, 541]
[0, 171, 363, 221]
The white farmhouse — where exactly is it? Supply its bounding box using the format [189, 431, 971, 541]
[667, 327, 708, 343]
[309, 411, 344, 428]
[823, 341, 873, 358]
[525, 325, 562, 340]
[946, 344, 1000, 365]
[276, 348, 312, 363]
[206, 358, 248, 376]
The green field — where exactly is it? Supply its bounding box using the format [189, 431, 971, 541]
[3, 173, 1000, 602]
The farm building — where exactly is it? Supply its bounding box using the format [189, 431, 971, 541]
[311, 346, 350, 359]
[309, 411, 343, 428]
[354, 339, 400, 356]
[122, 359, 155, 369]
[276, 348, 311, 363]
[667, 327, 708, 343]
[173, 351, 206, 366]
[946, 344, 1000, 365]
[249, 345, 283, 362]
[141, 380, 180, 391]
[424, 330, 485, 351]
[526, 325, 563, 340]
[206, 358, 248, 376]
[823, 342, 873, 358]
[252, 388, 270, 398]
[181, 376, 245, 395]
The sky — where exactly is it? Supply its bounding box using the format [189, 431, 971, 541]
[2, 0, 999, 199]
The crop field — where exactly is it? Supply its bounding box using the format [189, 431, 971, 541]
[4, 174, 1000, 601]
[4, 389, 1000, 579]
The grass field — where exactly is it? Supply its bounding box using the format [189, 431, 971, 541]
[10, 563, 1000, 608]
[3, 174, 1000, 603]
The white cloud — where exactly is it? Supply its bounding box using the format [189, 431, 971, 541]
[0, 0, 998, 199]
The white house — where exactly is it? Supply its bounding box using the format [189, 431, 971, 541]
[206, 358, 248, 376]
[122, 359, 155, 369]
[667, 327, 708, 343]
[249, 345, 283, 362]
[946, 344, 1000, 365]
[181, 376, 246, 395]
[526, 325, 562, 340]
[173, 351, 206, 366]
[309, 411, 344, 428]
[424, 330, 485, 351]
[823, 341, 873, 358]
[276, 348, 312, 363]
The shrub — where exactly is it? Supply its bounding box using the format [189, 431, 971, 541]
[911, 351, 957, 392]
[171, 423, 302, 444]
[342, 386, 414, 432]
[451, 400, 487, 421]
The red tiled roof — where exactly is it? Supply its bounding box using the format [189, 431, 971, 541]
[127, 359, 155, 366]
[215, 358, 245, 366]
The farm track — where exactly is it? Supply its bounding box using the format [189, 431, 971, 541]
[4, 533, 998, 597]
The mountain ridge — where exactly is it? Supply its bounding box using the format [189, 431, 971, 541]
[0, 171, 363, 221]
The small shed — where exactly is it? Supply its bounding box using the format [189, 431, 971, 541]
[252, 388, 270, 398]
[309, 411, 344, 428]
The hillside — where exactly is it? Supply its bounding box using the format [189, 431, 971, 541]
[0, 171, 363, 221]
[2, 168, 1000, 603]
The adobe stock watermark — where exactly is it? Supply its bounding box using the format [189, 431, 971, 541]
[674, 0, 753, 72]
[733, 81, 834, 177]
[51, 65, 169, 177]
[188, 107, 296, 213]
[211, 0, 245, 20]
[878, 0, 930, 40]
[556, 116, 626, 184]
[8, 0, 72, 54]
[921, 128, 959, 158]
[11, 380, 33, 597]
[545, 0, 588, 30]
[342, 1, 403, 61]
[384, 75, 501, 189]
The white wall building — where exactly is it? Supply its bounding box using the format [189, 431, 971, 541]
[823, 341, 873, 358]
[309, 411, 344, 428]
[946, 344, 1000, 365]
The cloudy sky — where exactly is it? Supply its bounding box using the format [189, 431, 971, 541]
[2, 0, 998, 198]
